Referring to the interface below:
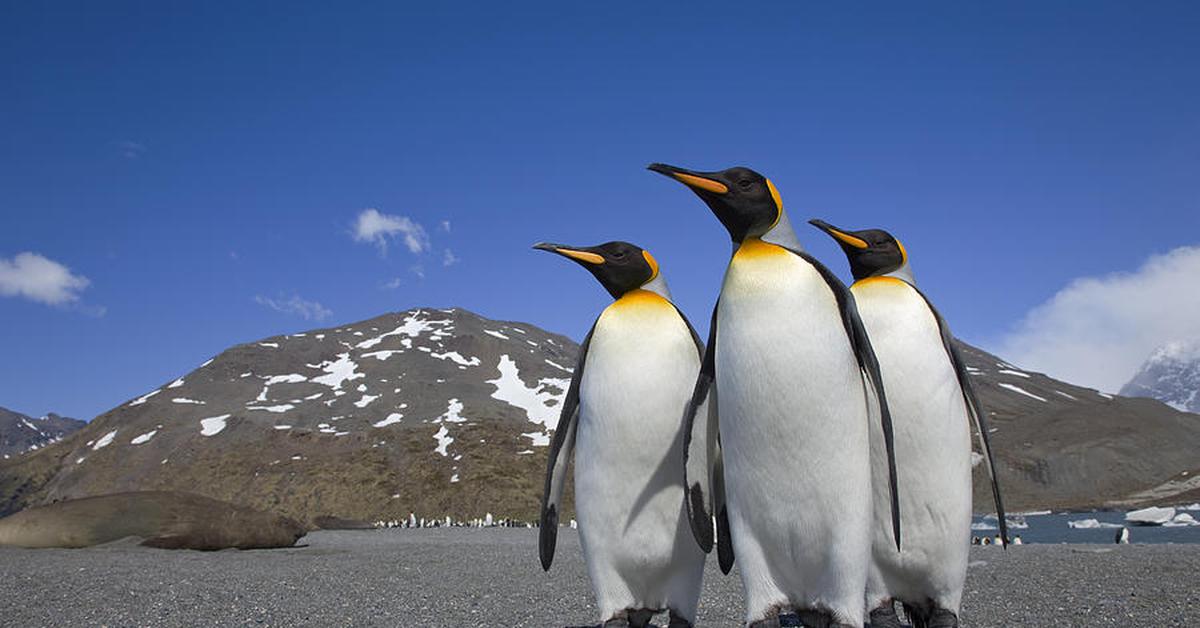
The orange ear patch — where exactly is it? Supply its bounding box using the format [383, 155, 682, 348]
[642, 250, 660, 281]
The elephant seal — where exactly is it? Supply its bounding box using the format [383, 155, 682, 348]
[0, 491, 306, 550]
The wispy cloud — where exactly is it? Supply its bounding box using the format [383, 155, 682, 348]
[439, 220, 451, 233]
[116, 140, 146, 159]
[254, 294, 332, 321]
[352, 209, 429, 255]
[995, 245, 1200, 392]
[410, 265, 426, 280]
[442, 249, 459, 267]
[380, 277, 403, 290]
[0, 252, 90, 306]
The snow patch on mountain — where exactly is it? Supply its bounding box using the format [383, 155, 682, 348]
[486, 354, 569, 432]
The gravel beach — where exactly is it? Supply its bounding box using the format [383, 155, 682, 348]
[1, 529, 1196, 627]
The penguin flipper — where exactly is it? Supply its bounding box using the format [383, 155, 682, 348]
[681, 301, 721, 554]
[713, 450, 735, 574]
[538, 324, 594, 571]
[914, 290, 1010, 548]
[791, 250, 903, 551]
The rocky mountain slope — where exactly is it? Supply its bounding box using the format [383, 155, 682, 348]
[0, 408, 84, 460]
[0, 308, 577, 523]
[3, 307, 1199, 523]
[1119, 340, 1200, 414]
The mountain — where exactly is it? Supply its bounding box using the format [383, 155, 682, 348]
[0, 408, 85, 460]
[0, 308, 576, 522]
[1119, 340, 1200, 414]
[955, 343, 1200, 511]
[3, 306, 1199, 523]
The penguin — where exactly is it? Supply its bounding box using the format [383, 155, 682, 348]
[649, 164, 901, 628]
[1116, 527, 1130, 544]
[535, 240, 721, 628]
[809, 220, 1010, 628]
[1012, 535, 1023, 545]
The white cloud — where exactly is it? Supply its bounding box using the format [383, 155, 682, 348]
[254, 294, 332, 321]
[995, 245, 1200, 392]
[381, 277, 403, 290]
[352, 209, 429, 255]
[0, 252, 90, 305]
[116, 140, 146, 159]
[442, 249, 459, 267]
[410, 265, 425, 280]
[439, 220, 451, 233]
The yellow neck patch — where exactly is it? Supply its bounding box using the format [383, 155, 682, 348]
[853, 275, 909, 289]
[765, 178, 783, 230]
[642, 250, 660, 282]
[732, 237, 788, 261]
[611, 288, 670, 311]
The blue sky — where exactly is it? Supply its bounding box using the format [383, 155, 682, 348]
[2, 2, 1198, 419]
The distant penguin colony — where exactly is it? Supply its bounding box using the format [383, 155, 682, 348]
[534, 164, 1010, 628]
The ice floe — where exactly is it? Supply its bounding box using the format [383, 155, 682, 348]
[1068, 518, 1123, 529]
[1126, 506, 1175, 525]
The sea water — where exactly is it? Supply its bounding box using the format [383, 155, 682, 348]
[970, 506, 1200, 544]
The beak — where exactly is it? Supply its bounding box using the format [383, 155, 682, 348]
[808, 219, 870, 250]
[647, 163, 729, 195]
[532, 242, 606, 265]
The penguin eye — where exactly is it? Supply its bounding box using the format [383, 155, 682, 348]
[611, 250, 626, 259]
[737, 179, 752, 190]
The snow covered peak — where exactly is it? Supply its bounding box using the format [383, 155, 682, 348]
[1120, 339, 1200, 413]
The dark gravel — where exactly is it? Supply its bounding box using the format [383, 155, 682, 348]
[0, 529, 1196, 627]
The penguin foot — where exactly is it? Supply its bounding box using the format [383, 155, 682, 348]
[666, 609, 693, 628]
[748, 616, 781, 628]
[601, 609, 657, 628]
[868, 604, 909, 628]
[924, 609, 957, 628]
[902, 605, 957, 628]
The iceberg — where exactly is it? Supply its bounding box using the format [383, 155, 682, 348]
[1125, 506, 1176, 526]
[970, 522, 997, 531]
[1164, 512, 1199, 527]
[1067, 518, 1122, 529]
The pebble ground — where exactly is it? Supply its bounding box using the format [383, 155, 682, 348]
[0, 529, 1196, 626]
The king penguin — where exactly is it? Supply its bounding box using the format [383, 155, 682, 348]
[535, 240, 718, 628]
[648, 164, 902, 628]
[809, 220, 1009, 628]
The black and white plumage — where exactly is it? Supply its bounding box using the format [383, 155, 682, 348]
[536, 241, 708, 627]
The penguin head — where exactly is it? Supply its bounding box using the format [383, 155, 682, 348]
[648, 163, 783, 243]
[809, 219, 909, 281]
[533, 241, 661, 299]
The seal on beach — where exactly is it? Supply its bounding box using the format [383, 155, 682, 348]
[0, 491, 306, 550]
[649, 163, 901, 628]
[535, 241, 712, 628]
[810, 221, 1009, 628]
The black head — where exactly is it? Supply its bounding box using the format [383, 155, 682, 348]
[648, 163, 783, 243]
[808, 219, 908, 280]
[532, 241, 660, 299]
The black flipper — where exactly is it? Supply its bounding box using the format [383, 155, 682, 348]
[538, 323, 595, 571]
[789, 249, 903, 552]
[680, 302, 736, 567]
[912, 287, 1010, 548]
